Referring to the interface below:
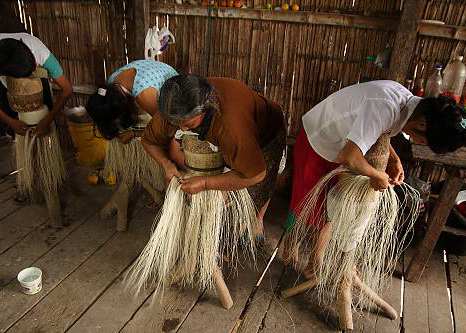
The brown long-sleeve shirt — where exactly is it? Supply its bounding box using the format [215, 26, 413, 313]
[144, 77, 284, 178]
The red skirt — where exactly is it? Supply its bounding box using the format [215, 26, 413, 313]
[286, 128, 340, 229]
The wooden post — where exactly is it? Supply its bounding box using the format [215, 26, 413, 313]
[213, 266, 233, 309]
[387, 0, 427, 84]
[134, 0, 150, 60]
[406, 168, 464, 282]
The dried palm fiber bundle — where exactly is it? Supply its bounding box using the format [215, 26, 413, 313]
[126, 133, 257, 297]
[8, 76, 66, 225]
[101, 103, 165, 231]
[288, 134, 420, 311]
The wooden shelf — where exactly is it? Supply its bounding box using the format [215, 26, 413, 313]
[150, 3, 399, 31]
[419, 22, 466, 42]
[52, 84, 96, 95]
[150, 3, 466, 41]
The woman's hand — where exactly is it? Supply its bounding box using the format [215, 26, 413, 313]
[162, 160, 182, 185]
[117, 130, 135, 145]
[31, 117, 52, 137]
[369, 171, 390, 191]
[180, 176, 207, 194]
[9, 119, 28, 136]
[386, 158, 404, 186]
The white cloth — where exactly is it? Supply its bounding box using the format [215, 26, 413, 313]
[302, 80, 422, 162]
[0, 32, 50, 67]
[144, 26, 175, 60]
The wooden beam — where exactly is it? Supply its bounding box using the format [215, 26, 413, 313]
[134, 0, 150, 60]
[52, 84, 96, 95]
[388, 0, 427, 83]
[405, 168, 464, 282]
[149, 3, 399, 31]
[420, 22, 466, 41]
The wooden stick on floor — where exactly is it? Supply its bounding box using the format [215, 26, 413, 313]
[213, 266, 233, 309]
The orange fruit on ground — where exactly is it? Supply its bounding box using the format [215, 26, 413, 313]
[282, 3, 289, 10]
[292, 3, 299, 10]
[87, 174, 99, 185]
[105, 174, 116, 186]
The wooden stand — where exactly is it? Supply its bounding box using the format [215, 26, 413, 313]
[101, 180, 163, 232]
[101, 182, 131, 232]
[213, 266, 233, 309]
[281, 264, 398, 331]
[44, 189, 62, 227]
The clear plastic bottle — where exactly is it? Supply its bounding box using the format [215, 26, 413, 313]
[442, 55, 466, 103]
[425, 64, 443, 98]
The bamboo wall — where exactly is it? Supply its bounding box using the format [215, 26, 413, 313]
[153, 13, 396, 137]
[2, 0, 136, 106]
[151, 0, 466, 138]
[2, 0, 465, 139]
[408, 1, 466, 93]
[1, 0, 466, 184]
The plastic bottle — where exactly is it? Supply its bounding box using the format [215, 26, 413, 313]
[442, 55, 466, 103]
[425, 64, 443, 98]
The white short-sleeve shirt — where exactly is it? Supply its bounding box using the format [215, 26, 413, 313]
[0, 32, 50, 66]
[302, 80, 421, 162]
[0, 32, 64, 79]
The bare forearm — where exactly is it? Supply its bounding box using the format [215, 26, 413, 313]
[0, 108, 13, 125]
[205, 170, 265, 191]
[337, 140, 379, 178]
[141, 137, 171, 168]
[389, 144, 400, 162]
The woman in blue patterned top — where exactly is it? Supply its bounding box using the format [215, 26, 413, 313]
[86, 60, 178, 231]
[87, 60, 178, 144]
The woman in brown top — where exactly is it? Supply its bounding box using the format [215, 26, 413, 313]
[143, 74, 285, 236]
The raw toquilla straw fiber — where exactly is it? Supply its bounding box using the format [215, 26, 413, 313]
[126, 134, 257, 296]
[288, 134, 420, 311]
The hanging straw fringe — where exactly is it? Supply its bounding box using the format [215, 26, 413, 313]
[15, 125, 67, 200]
[126, 177, 257, 296]
[103, 138, 165, 191]
[289, 167, 420, 311]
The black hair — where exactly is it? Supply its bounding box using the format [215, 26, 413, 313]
[0, 38, 35, 77]
[86, 84, 135, 140]
[158, 74, 217, 126]
[417, 96, 466, 154]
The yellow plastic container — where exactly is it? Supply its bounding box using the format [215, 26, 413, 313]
[67, 121, 107, 167]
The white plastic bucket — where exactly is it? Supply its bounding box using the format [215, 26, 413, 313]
[17, 267, 42, 295]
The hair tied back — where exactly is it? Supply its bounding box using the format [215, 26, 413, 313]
[455, 118, 466, 132]
[98, 88, 107, 96]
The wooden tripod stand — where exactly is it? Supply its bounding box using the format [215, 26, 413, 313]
[281, 251, 397, 330]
